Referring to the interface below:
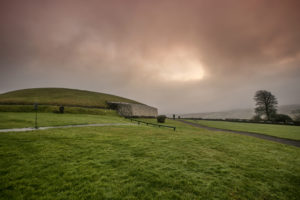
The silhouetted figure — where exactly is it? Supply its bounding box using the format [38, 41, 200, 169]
[59, 106, 64, 114]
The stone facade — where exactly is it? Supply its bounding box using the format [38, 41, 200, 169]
[107, 102, 158, 117]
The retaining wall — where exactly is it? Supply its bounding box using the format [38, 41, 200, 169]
[108, 102, 158, 117]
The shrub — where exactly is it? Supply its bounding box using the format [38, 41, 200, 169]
[252, 115, 261, 122]
[294, 121, 300, 126]
[272, 114, 293, 123]
[157, 115, 166, 123]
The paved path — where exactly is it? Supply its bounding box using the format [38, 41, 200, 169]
[178, 120, 300, 148]
[0, 123, 134, 133]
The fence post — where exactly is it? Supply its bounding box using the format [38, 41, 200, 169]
[34, 103, 38, 129]
[129, 118, 176, 131]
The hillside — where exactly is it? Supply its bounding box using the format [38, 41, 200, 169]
[0, 88, 141, 108]
[182, 104, 300, 119]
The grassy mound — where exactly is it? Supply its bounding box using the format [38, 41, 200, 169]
[0, 88, 141, 108]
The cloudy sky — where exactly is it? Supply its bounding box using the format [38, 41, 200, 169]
[1, 0, 300, 114]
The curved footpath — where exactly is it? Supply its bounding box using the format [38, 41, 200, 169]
[0, 123, 134, 133]
[178, 119, 300, 148]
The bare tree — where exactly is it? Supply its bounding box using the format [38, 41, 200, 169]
[254, 90, 278, 120]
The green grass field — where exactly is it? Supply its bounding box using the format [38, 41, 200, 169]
[0, 115, 300, 199]
[0, 105, 119, 115]
[0, 88, 140, 108]
[188, 120, 300, 141]
[0, 112, 127, 129]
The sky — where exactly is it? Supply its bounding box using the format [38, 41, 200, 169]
[1, 0, 300, 114]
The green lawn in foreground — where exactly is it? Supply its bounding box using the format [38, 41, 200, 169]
[188, 119, 300, 141]
[0, 112, 127, 129]
[0, 120, 299, 199]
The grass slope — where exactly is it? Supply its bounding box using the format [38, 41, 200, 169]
[0, 88, 141, 108]
[0, 120, 299, 199]
[0, 105, 116, 114]
[0, 112, 127, 129]
[190, 120, 300, 140]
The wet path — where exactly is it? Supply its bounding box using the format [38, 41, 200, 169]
[179, 120, 300, 148]
[0, 123, 134, 133]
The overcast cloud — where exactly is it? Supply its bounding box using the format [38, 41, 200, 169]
[1, 0, 300, 114]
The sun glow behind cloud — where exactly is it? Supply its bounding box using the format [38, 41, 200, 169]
[144, 49, 205, 82]
[159, 58, 205, 82]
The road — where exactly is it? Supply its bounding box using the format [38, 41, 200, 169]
[0, 123, 134, 133]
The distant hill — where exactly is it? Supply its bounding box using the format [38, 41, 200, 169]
[0, 88, 141, 108]
[182, 104, 300, 120]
